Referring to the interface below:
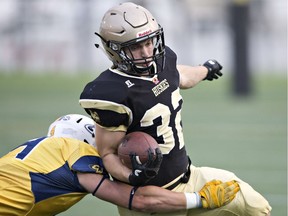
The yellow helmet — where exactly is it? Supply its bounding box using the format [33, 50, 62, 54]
[96, 2, 165, 77]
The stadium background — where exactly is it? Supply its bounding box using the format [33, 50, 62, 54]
[0, 0, 286, 215]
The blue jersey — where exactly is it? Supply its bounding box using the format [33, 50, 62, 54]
[0, 136, 108, 216]
[80, 46, 189, 187]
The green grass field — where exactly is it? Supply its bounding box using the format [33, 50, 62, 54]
[0, 73, 286, 215]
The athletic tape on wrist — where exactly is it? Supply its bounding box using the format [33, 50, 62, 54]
[184, 192, 202, 209]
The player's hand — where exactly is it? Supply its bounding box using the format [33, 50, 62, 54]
[203, 59, 223, 81]
[128, 148, 163, 186]
[199, 179, 240, 209]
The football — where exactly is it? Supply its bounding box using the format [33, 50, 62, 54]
[118, 131, 159, 169]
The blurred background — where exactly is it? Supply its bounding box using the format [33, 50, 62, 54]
[0, 0, 286, 75]
[0, 0, 286, 215]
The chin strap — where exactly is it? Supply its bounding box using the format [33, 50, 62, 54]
[130, 61, 157, 77]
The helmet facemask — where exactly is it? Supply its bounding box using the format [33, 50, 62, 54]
[96, 26, 165, 77]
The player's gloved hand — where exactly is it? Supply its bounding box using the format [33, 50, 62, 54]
[203, 59, 223, 81]
[128, 148, 163, 186]
[199, 179, 240, 209]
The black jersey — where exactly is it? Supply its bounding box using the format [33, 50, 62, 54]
[80, 46, 189, 187]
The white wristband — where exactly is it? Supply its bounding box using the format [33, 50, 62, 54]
[184, 192, 202, 209]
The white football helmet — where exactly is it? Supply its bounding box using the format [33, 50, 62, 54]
[96, 2, 165, 77]
[47, 114, 96, 148]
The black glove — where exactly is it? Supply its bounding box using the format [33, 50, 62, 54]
[203, 59, 223, 81]
[128, 148, 163, 186]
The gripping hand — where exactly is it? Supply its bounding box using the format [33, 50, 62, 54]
[199, 180, 240, 209]
[128, 148, 163, 186]
[203, 59, 223, 81]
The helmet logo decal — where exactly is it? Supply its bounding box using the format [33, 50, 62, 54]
[85, 124, 95, 138]
[137, 29, 152, 38]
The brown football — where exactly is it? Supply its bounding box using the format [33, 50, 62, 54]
[118, 131, 159, 169]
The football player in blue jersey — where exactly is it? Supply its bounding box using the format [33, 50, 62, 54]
[79, 2, 271, 216]
[0, 114, 240, 216]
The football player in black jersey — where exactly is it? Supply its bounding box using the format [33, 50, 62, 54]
[79, 2, 271, 216]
